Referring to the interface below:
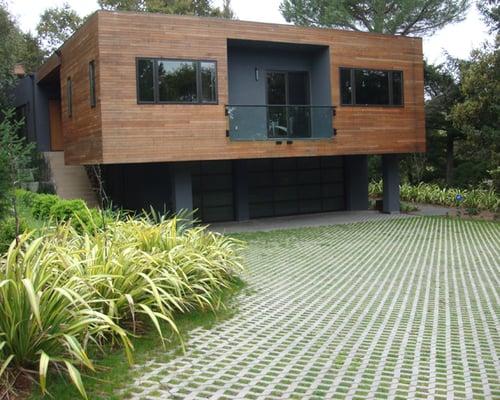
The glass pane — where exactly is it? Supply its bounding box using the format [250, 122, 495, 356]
[137, 59, 154, 102]
[67, 78, 72, 117]
[355, 69, 389, 105]
[267, 72, 286, 105]
[268, 105, 288, 137]
[89, 61, 96, 107]
[288, 106, 311, 137]
[392, 71, 403, 105]
[201, 61, 217, 103]
[227, 106, 332, 141]
[288, 72, 309, 105]
[158, 60, 197, 102]
[340, 68, 352, 104]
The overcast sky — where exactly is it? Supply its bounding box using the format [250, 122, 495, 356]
[7, 0, 491, 63]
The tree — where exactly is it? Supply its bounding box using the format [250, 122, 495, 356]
[280, 0, 470, 35]
[424, 60, 464, 185]
[478, 0, 500, 34]
[97, 0, 235, 18]
[0, 109, 35, 244]
[450, 46, 500, 187]
[36, 3, 84, 54]
[0, 1, 24, 108]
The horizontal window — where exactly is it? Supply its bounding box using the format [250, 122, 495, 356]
[137, 58, 217, 104]
[340, 68, 403, 106]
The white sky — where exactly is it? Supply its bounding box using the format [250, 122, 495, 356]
[7, 0, 492, 63]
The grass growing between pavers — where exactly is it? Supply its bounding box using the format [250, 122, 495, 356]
[27, 279, 246, 400]
[29, 217, 500, 399]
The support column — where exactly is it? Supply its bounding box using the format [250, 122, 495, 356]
[233, 159, 249, 221]
[171, 162, 193, 215]
[382, 154, 400, 214]
[344, 155, 369, 211]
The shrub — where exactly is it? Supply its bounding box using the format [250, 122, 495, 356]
[0, 215, 244, 398]
[30, 193, 59, 219]
[369, 181, 499, 213]
[0, 218, 27, 255]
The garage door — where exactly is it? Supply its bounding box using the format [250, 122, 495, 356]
[192, 161, 234, 223]
[248, 156, 345, 218]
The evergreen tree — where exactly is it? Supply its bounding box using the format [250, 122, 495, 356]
[280, 0, 469, 35]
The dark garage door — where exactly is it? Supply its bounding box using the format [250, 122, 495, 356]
[248, 156, 345, 218]
[192, 161, 234, 222]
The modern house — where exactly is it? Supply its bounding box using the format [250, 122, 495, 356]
[13, 11, 425, 222]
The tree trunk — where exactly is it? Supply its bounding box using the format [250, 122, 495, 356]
[446, 134, 454, 186]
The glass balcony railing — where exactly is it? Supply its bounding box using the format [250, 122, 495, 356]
[225, 105, 335, 141]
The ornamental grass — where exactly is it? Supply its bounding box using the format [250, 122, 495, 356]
[0, 213, 244, 399]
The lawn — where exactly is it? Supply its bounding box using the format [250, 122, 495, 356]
[30, 216, 500, 399]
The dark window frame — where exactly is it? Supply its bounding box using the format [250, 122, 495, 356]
[136, 57, 218, 105]
[89, 60, 96, 108]
[67, 77, 73, 117]
[339, 67, 404, 107]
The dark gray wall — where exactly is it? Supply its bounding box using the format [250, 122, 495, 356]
[344, 155, 369, 210]
[227, 41, 331, 140]
[12, 74, 57, 152]
[382, 154, 400, 213]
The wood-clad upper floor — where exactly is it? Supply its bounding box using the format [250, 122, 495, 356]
[43, 11, 425, 165]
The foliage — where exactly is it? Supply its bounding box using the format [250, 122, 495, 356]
[36, 3, 84, 54]
[369, 181, 499, 212]
[0, 218, 26, 254]
[98, 0, 235, 18]
[478, 0, 500, 34]
[0, 109, 35, 244]
[0, 213, 244, 398]
[0, 2, 23, 107]
[279, 0, 470, 35]
[449, 46, 500, 188]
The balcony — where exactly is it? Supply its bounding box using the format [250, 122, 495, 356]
[226, 105, 335, 141]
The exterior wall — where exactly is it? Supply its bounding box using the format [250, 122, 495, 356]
[12, 75, 53, 151]
[55, 11, 424, 165]
[102, 156, 348, 222]
[227, 43, 331, 139]
[58, 13, 102, 164]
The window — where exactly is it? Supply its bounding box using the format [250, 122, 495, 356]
[200, 61, 217, 103]
[340, 68, 403, 106]
[89, 60, 96, 108]
[137, 58, 217, 104]
[137, 59, 154, 102]
[67, 77, 72, 117]
[158, 60, 197, 102]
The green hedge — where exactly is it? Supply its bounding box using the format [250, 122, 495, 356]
[16, 190, 112, 233]
[369, 181, 499, 212]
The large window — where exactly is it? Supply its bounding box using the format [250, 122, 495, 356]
[340, 68, 403, 106]
[137, 58, 217, 104]
[89, 60, 96, 108]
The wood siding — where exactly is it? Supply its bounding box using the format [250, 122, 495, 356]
[57, 11, 425, 165]
[59, 13, 102, 164]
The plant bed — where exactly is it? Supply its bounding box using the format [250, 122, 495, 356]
[0, 212, 244, 399]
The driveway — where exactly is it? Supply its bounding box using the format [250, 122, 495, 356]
[121, 217, 500, 399]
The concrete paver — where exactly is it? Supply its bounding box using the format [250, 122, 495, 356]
[119, 217, 500, 399]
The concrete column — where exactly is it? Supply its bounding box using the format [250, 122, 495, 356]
[233, 159, 249, 221]
[171, 162, 193, 215]
[382, 154, 400, 214]
[344, 155, 369, 211]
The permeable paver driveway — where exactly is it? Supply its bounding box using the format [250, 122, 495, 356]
[121, 217, 500, 399]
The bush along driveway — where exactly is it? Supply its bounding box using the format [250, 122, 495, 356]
[118, 217, 499, 400]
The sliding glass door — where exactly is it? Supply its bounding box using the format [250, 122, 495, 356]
[266, 71, 311, 138]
